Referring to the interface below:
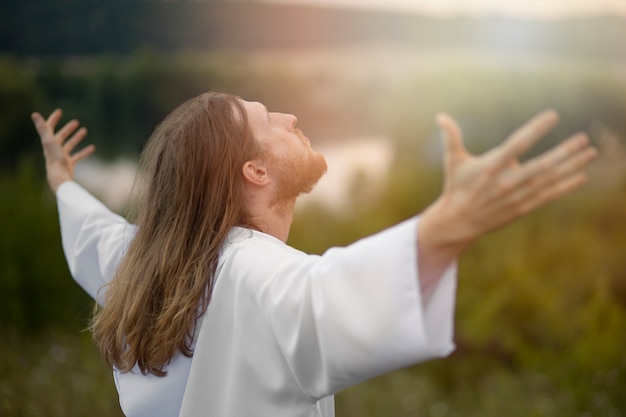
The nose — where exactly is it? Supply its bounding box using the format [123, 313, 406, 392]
[286, 114, 297, 129]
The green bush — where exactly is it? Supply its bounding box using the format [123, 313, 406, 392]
[0, 159, 93, 331]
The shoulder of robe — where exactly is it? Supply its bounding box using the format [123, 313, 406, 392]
[220, 233, 319, 291]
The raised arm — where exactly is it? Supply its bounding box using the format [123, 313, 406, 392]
[33, 109, 135, 304]
[417, 110, 597, 293]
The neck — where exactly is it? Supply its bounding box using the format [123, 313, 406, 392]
[246, 198, 296, 243]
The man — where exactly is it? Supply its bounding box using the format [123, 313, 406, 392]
[33, 91, 596, 417]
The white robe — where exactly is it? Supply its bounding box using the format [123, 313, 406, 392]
[56, 181, 457, 417]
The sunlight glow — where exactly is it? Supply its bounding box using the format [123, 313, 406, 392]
[259, 0, 626, 19]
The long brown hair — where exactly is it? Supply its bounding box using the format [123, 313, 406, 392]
[91, 92, 258, 376]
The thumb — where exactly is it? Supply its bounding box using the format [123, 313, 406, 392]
[436, 113, 466, 167]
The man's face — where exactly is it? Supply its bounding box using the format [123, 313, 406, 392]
[242, 100, 327, 205]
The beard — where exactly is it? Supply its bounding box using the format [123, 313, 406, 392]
[270, 147, 327, 208]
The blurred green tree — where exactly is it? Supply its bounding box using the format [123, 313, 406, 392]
[0, 159, 92, 331]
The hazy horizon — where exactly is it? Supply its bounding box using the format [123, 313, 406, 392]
[259, 0, 626, 19]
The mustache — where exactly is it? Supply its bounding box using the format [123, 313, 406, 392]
[295, 128, 311, 145]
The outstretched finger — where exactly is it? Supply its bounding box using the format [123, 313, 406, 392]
[70, 144, 96, 164]
[490, 109, 559, 169]
[517, 133, 592, 183]
[436, 113, 467, 167]
[503, 138, 596, 210]
[56, 119, 81, 143]
[63, 127, 88, 154]
[517, 172, 588, 216]
[45, 109, 63, 130]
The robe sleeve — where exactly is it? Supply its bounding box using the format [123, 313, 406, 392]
[252, 217, 457, 399]
[56, 181, 136, 305]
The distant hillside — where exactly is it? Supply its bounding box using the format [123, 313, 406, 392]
[1, 0, 624, 59]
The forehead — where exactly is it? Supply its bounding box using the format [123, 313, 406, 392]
[240, 100, 266, 123]
[239, 99, 270, 138]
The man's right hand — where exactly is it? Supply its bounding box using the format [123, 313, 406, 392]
[32, 109, 95, 193]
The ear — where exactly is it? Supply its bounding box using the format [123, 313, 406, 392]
[242, 159, 270, 187]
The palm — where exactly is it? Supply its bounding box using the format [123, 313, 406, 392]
[434, 110, 596, 243]
[32, 109, 94, 192]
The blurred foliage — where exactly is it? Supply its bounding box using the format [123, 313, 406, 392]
[4, 51, 625, 163]
[0, 58, 45, 170]
[0, 159, 93, 332]
[383, 64, 626, 161]
[1, 50, 625, 416]
[1, 51, 359, 163]
[0, 328, 123, 417]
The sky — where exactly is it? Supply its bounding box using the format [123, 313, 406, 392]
[260, 0, 626, 18]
